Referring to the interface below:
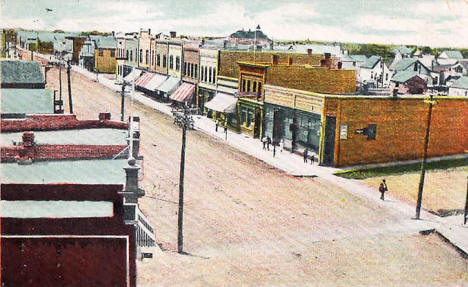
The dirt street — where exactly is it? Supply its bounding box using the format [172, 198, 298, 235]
[46, 68, 468, 286]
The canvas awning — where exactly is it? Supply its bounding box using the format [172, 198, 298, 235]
[157, 76, 180, 94]
[170, 83, 195, 102]
[145, 73, 168, 91]
[123, 69, 141, 82]
[204, 92, 238, 113]
[135, 72, 154, 88]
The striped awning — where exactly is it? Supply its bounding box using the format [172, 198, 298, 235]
[145, 73, 167, 91]
[123, 69, 141, 83]
[204, 92, 237, 113]
[135, 72, 155, 89]
[169, 83, 195, 102]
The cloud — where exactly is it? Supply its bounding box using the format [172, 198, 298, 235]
[2, 18, 46, 30]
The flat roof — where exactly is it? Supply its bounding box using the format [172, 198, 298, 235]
[0, 200, 113, 218]
[1, 88, 53, 114]
[1, 159, 128, 184]
[1, 128, 128, 146]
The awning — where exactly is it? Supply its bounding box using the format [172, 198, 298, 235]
[204, 92, 238, 113]
[157, 76, 180, 94]
[123, 69, 141, 82]
[170, 83, 195, 102]
[135, 72, 154, 88]
[145, 73, 167, 91]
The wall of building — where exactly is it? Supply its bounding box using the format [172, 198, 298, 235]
[125, 38, 138, 67]
[71, 37, 87, 64]
[266, 66, 356, 94]
[183, 47, 199, 84]
[154, 41, 169, 74]
[218, 51, 324, 79]
[168, 43, 182, 78]
[199, 48, 218, 89]
[138, 31, 152, 70]
[449, 87, 468, 97]
[94, 48, 117, 73]
[324, 96, 468, 167]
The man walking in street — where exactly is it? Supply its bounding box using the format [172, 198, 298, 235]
[303, 148, 308, 163]
[379, 179, 388, 200]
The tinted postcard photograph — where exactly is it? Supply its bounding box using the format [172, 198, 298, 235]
[0, 0, 467, 286]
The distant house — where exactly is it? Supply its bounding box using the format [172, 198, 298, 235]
[94, 37, 117, 73]
[391, 57, 432, 83]
[0, 60, 45, 89]
[433, 62, 466, 86]
[79, 39, 95, 72]
[390, 71, 426, 94]
[448, 76, 468, 97]
[390, 46, 415, 70]
[358, 55, 390, 87]
[437, 50, 463, 65]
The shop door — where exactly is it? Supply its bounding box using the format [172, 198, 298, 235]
[322, 116, 336, 166]
[272, 109, 283, 144]
[254, 109, 261, 138]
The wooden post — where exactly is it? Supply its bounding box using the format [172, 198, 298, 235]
[121, 83, 126, 122]
[464, 176, 468, 225]
[415, 95, 435, 219]
[177, 122, 187, 253]
[67, 60, 73, 114]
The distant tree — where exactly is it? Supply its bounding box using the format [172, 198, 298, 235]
[53, 29, 64, 33]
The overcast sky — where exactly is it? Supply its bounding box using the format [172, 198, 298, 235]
[2, 0, 467, 47]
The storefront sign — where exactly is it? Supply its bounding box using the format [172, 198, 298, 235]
[340, 124, 348, 139]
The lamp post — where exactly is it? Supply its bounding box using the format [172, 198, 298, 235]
[414, 92, 437, 220]
[172, 106, 195, 254]
[121, 82, 127, 122]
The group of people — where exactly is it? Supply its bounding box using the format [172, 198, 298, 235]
[302, 148, 316, 164]
[261, 136, 284, 153]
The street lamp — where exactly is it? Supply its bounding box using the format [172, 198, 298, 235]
[414, 92, 437, 220]
[172, 106, 195, 254]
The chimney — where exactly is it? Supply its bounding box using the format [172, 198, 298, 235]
[324, 53, 331, 59]
[170, 31, 177, 38]
[272, 54, 279, 65]
[22, 132, 35, 147]
[112, 31, 115, 37]
[337, 62, 342, 69]
[392, 88, 398, 99]
[128, 116, 141, 159]
[123, 158, 142, 203]
[99, 112, 111, 121]
[307, 48, 312, 55]
[288, 56, 293, 66]
[148, 28, 151, 35]
[320, 59, 326, 67]
[324, 53, 331, 68]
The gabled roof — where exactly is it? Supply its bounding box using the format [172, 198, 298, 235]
[393, 46, 415, 56]
[361, 55, 381, 69]
[451, 76, 468, 89]
[1, 60, 44, 85]
[349, 55, 368, 62]
[95, 37, 117, 49]
[339, 54, 355, 62]
[440, 50, 463, 59]
[391, 71, 420, 83]
[393, 58, 418, 71]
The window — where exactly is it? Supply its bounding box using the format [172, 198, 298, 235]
[253, 81, 257, 93]
[205, 67, 208, 82]
[126, 50, 129, 59]
[190, 63, 194, 78]
[413, 64, 418, 71]
[157, 54, 160, 66]
[385, 73, 388, 81]
[194, 64, 198, 78]
[247, 109, 253, 127]
[366, 124, 377, 140]
[213, 69, 216, 83]
[145, 50, 149, 65]
[130, 51, 133, 61]
[151, 51, 154, 66]
[247, 80, 251, 92]
[184, 62, 187, 76]
[209, 67, 212, 83]
[241, 107, 247, 125]
[139, 49, 143, 63]
[176, 56, 180, 71]
[163, 55, 167, 68]
[257, 82, 262, 97]
[170, 55, 174, 69]
[242, 79, 246, 92]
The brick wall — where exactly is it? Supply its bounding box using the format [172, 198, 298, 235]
[183, 48, 200, 83]
[1, 114, 128, 132]
[218, 51, 324, 78]
[324, 97, 468, 167]
[266, 66, 356, 94]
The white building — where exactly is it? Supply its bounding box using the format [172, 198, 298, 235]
[448, 76, 468, 97]
[359, 56, 390, 87]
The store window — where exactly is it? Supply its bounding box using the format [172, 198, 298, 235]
[241, 107, 247, 125]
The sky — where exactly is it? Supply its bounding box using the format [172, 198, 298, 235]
[1, 0, 468, 48]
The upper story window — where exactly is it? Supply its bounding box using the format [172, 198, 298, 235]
[98, 49, 103, 57]
[163, 55, 167, 68]
[110, 50, 115, 57]
[157, 54, 161, 66]
[130, 50, 133, 61]
[194, 64, 198, 79]
[139, 49, 143, 63]
[145, 50, 149, 65]
[126, 50, 129, 59]
[170, 55, 174, 69]
[176, 56, 180, 71]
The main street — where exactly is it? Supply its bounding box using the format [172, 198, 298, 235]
[46, 67, 467, 286]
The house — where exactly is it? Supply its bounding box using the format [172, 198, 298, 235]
[437, 50, 463, 65]
[391, 57, 432, 83]
[94, 36, 117, 73]
[390, 46, 415, 70]
[358, 55, 390, 87]
[448, 76, 468, 97]
[79, 39, 95, 72]
[390, 71, 427, 94]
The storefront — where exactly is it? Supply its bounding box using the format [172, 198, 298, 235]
[237, 98, 263, 138]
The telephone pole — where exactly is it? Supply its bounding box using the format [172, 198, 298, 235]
[67, 60, 73, 114]
[121, 82, 126, 122]
[415, 93, 437, 220]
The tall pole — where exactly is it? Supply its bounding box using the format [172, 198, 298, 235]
[59, 59, 62, 102]
[121, 83, 126, 122]
[415, 94, 435, 219]
[67, 60, 73, 114]
[464, 176, 468, 225]
[177, 122, 187, 254]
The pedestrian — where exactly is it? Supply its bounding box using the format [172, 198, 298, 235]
[224, 124, 228, 140]
[310, 154, 315, 165]
[266, 136, 271, 151]
[379, 179, 388, 200]
[215, 118, 219, 132]
[303, 148, 308, 163]
[262, 136, 267, 150]
[279, 139, 284, 152]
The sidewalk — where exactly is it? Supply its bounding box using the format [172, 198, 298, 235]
[72, 65, 468, 256]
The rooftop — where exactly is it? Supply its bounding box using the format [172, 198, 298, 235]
[391, 71, 420, 83]
[95, 37, 117, 49]
[0, 60, 44, 85]
[440, 50, 463, 59]
[451, 76, 468, 89]
[0, 159, 128, 184]
[361, 55, 381, 69]
[0, 128, 128, 146]
[393, 58, 418, 71]
[0, 88, 53, 114]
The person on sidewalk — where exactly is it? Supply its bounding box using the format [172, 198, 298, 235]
[262, 137, 267, 150]
[310, 154, 315, 165]
[379, 179, 388, 200]
[224, 124, 228, 140]
[215, 118, 219, 132]
[266, 136, 271, 151]
[303, 148, 308, 163]
[279, 139, 284, 152]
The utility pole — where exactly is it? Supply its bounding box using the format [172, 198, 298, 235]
[415, 93, 437, 220]
[121, 82, 126, 122]
[173, 107, 194, 254]
[67, 59, 73, 114]
[464, 176, 467, 225]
